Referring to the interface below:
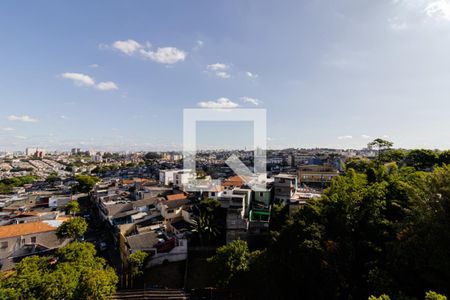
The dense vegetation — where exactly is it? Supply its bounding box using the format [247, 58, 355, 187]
[74, 175, 100, 193]
[0, 242, 118, 300]
[208, 140, 450, 300]
[0, 176, 38, 194]
[128, 250, 149, 278]
[56, 217, 88, 240]
[193, 198, 224, 246]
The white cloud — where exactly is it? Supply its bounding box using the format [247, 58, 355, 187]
[96, 81, 118, 91]
[246, 71, 259, 79]
[89, 64, 99, 68]
[61, 72, 95, 87]
[112, 39, 143, 55]
[215, 71, 231, 79]
[206, 63, 231, 78]
[7, 115, 37, 122]
[392, 0, 450, 26]
[60, 115, 67, 119]
[0, 127, 14, 131]
[197, 97, 240, 109]
[193, 40, 204, 50]
[207, 63, 228, 71]
[337, 135, 353, 140]
[361, 134, 371, 139]
[14, 135, 27, 140]
[111, 39, 186, 64]
[425, 0, 450, 20]
[241, 96, 261, 105]
[140, 47, 186, 64]
[61, 72, 118, 91]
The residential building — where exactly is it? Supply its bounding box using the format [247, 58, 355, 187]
[159, 169, 191, 186]
[0, 218, 70, 271]
[297, 165, 339, 187]
[273, 174, 298, 203]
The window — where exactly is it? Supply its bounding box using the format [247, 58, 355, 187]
[0, 241, 8, 249]
[211, 192, 215, 196]
[259, 192, 263, 197]
[31, 237, 36, 244]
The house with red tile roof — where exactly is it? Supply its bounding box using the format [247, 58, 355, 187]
[0, 217, 70, 271]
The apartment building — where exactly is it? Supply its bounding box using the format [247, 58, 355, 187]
[297, 165, 339, 187]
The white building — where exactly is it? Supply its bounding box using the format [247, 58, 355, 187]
[173, 170, 194, 188]
[159, 169, 191, 186]
[91, 155, 103, 162]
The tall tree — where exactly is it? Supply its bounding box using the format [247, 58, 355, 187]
[128, 250, 149, 278]
[368, 138, 394, 163]
[193, 198, 222, 245]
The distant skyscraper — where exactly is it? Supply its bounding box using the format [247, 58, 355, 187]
[25, 147, 45, 158]
[25, 148, 34, 156]
[71, 148, 81, 155]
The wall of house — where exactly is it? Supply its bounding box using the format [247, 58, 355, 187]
[174, 173, 193, 187]
[0, 231, 60, 260]
[159, 170, 179, 185]
[254, 190, 271, 208]
[160, 205, 183, 221]
[146, 238, 187, 267]
[233, 189, 252, 217]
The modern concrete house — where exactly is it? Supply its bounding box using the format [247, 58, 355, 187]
[273, 174, 298, 204]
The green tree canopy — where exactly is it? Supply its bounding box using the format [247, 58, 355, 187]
[207, 240, 259, 287]
[193, 198, 222, 246]
[380, 149, 407, 163]
[243, 163, 450, 299]
[45, 173, 61, 183]
[368, 138, 394, 162]
[0, 176, 38, 194]
[56, 217, 88, 240]
[74, 175, 100, 193]
[65, 200, 80, 216]
[439, 150, 450, 166]
[368, 295, 391, 300]
[345, 157, 374, 173]
[426, 291, 448, 300]
[144, 152, 161, 160]
[405, 149, 439, 170]
[0, 242, 118, 300]
[128, 250, 149, 277]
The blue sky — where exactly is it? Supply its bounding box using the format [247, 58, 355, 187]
[2, 0, 450, 151]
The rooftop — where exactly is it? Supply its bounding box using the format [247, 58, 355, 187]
[0, 217, 69, 239]
[166, 193, 187, 201]
[274, 174, 297, 179]
[127, 231, 159, 250]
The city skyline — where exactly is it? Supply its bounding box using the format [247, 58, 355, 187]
[2, 0, 450, 151]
